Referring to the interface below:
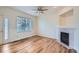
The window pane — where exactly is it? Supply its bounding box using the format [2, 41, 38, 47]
[17, 16, 32, 32]
[4, 17, 8, 40]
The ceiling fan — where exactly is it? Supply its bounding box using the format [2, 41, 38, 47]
[33, 6, 48, 14]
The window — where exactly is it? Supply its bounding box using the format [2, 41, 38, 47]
[4, 17, 9, 40]
[16, 16, 32, 32]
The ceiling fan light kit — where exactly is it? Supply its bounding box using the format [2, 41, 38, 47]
[33, 6, 48, 14]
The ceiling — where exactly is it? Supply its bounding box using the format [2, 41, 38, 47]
[10, 6, 65, 16]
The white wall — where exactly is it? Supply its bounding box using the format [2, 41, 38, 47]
[38, 9, 59, 39]
[73, 7, 79, 52]
[0, 7, 37, 43]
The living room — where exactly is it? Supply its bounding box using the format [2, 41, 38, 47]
[0, 6, 79, 53]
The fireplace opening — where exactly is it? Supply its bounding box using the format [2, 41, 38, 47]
[60, 32, 69, 46]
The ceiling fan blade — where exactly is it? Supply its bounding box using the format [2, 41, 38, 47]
[44, 9, 48, 10]
[41, 9, 48, 11]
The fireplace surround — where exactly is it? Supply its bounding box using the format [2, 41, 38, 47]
[59, 28, 75, 48]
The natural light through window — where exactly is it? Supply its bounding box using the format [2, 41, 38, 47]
[4, 17, 8, 40]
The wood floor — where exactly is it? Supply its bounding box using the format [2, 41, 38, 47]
[0, 36, 71, 53]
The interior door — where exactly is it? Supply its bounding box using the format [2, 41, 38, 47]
[0, 16, 3, 45]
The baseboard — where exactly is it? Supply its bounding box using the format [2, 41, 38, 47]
[0, 35, 38, 46]
[38, 34, 57, 39]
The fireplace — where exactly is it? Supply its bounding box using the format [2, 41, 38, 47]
[59, 28, 74, 48]
[60, 32, 69, 46]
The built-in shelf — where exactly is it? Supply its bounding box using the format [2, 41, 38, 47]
[59, 8, 73, 28]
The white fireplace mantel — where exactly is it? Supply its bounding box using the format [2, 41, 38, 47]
[59, 28, 75, 49]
